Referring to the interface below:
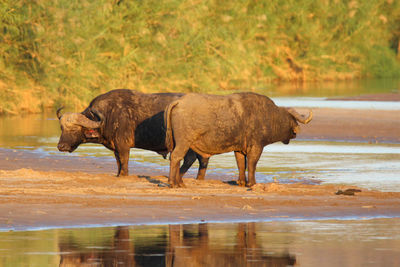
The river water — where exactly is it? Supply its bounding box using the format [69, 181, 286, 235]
[0, 80, 399, 266]
[0, 220, 399, 266]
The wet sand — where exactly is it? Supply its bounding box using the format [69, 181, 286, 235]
[0, 99, 400, 230]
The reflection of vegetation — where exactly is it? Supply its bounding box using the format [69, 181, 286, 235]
[0, 229, 60, 266]
[0, 113, 59, 147]
[1, 220, 399, 266]
[1, 0, 400, 114]
[0, 223, 296, 267]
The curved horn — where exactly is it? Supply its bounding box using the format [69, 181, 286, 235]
[287, 108, 313, 124]
[56, 107, 64, 120]
[74, 113, 102, 128]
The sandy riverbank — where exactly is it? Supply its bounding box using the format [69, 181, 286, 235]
[1, 166, 400, 230]
[0, 101, 399, 230]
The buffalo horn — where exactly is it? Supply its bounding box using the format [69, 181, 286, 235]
[56, 107, 64, 120]
[287, 108, 313, 124]
[75, 113, 102, 128]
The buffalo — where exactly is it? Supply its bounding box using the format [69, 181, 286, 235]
[165, 92, 312, 188]
[57, 89, 208, 177]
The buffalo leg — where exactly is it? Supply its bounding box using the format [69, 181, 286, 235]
[169, 145, 189, 188]
[234, 151, 247, 186]
[196, 155, 209, 180]
[114, 150, 122, 176]
[114, 148, 130, 176]
[169, 152, 181, 188]
[179, 149, 197, 179]
[246, 147, 262, 187]
[179, 150, 209, 181]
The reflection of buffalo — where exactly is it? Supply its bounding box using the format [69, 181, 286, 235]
[167, 223, 296, 267]
[57, 89, 208, 178]
[165, 92, 312, 187]
[59, 223, 296, 267]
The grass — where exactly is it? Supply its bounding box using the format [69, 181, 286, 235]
[1, 0, 400, 114]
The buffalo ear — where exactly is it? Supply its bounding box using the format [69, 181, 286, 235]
[84, 129, 100, 138]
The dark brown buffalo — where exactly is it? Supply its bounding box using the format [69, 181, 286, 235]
[57, 89, 208, 177]
[165, 92, 312, 187]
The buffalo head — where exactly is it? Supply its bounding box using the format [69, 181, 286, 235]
[282, 108, 313, 144]
[57, 107, 104, 152]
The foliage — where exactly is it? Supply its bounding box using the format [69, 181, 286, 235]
[1, 0, 400, 114]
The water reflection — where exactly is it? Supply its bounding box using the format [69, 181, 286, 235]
[58, 223, 296, 267]
[1, 219, 400, 267]
[242, 78, 399, 97]
[59, 226, 135, 266]
[0, 113, 59, 149]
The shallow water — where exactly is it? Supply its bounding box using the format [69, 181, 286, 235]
[118, 141, 400, 192]
[0, 219, 399, 267]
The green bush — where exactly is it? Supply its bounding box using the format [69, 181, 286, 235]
[1, 0, 400, 114]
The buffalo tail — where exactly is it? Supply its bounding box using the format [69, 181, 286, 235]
[164, 100, 179, 152]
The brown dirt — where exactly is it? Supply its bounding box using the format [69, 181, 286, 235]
[1, 168, 399, 230]
[1, 101, 400, 230]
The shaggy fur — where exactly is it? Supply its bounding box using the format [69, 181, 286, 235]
[58, 89, 206, 177]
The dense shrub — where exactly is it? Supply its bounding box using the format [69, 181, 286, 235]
[1, 0, 400, 114]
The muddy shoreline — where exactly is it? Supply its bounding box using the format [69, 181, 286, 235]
[1, 104, 400, 230]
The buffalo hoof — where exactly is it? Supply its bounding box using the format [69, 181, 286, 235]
[246, 182, 255, 187]
[168, 183, 177, 188]
[117, 171, 129, 177]
[237, 180, 246, 187]
[169, 183, 181, 188]
[169, 182, 186, 188]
